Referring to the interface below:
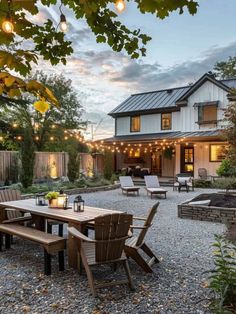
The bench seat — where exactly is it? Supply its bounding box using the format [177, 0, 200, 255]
[0, 224, 66, 275]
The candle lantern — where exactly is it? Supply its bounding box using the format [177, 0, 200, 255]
[35, 193, 46, 206]
[57, 193, 68, 209]
[73, 195, 84, 212]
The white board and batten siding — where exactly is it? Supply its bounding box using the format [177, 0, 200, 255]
[116, 81, 229, 136]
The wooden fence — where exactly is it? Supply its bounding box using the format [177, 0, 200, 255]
[0, 151, 104, 183]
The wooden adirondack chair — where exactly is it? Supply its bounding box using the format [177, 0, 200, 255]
[125, 202, 159, 273]
[68, 213, 135, 297]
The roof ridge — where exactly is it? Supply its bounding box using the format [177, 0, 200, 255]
[131, 85, 190, 96]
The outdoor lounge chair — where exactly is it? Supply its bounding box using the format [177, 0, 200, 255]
[144, 176, 167, 199]
[119, 176, 140, 196]
[125, 202, 159, 273]
[68, 213, 135, 297]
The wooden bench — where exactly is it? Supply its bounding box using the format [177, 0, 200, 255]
[0, 224, 66, 275]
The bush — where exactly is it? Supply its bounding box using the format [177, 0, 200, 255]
[193, 179, 212, 188]
[103, 151, 113, 180]
[208, 235, 236, 313]
[67, 150, 80, 182]
[20, 129, 35, 188]
[216, 159, 236, 177]
[212, 178, 236, 190]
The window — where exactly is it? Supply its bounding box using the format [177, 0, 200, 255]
[198, 105, 217, 124]
[161, 113, 172, 130]
[210, 144, 226, 162]
[130, 116, 140, 132]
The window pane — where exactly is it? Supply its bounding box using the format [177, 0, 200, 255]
[198, 105, 217, 122]
[161, 113, 172, 130]
[131, 116, 140, 132]
[210, 145, 226, 162]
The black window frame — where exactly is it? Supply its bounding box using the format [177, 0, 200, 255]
[130, 116, 141, 133]
[161, 113, 172, 130]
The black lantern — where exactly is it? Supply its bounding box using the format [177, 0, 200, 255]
[73, 195, 84, 212]
[35, 193, 46, 206]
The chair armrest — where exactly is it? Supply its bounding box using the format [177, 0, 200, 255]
[133, 216, 146, 221]
[3, 216, 32, 224]
[68, 226, 96, 242]
[130, 225, 147, 230]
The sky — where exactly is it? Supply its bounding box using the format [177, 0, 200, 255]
[34, 0, 236, 139]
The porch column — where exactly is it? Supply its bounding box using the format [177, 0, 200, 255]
[175, 144, 181, 175]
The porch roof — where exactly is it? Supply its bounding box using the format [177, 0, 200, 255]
[103, 130, 222, 143]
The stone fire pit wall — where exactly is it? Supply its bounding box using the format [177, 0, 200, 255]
[178, 201, 236, 223]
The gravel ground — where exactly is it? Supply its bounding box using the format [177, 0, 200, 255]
[0, 187, 225, 314]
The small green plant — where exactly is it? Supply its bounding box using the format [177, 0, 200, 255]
[67, 150, 80, 182]
[212, 178, 236, 190]
[193, 179, 212, 188]
[103, 151, 113, 180]
[163, 147, 173, 160]
[208, 235, 236, 313]
[216, 159, 236, 178]
[45, 191, 59, 200]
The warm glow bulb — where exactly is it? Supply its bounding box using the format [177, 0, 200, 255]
[115, 0, 126, 13]
[60, 14, 68, 32]
[2, 19, 14, 33]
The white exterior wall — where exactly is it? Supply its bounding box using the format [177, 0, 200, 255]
[115, 81, 228, 136]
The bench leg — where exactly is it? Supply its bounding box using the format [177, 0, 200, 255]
[58, 251, 65, 271]
[58, 224, 63, 237]
[47, 222, 52, 234]
[5, 234, 11, 249]
[44, 250, 52, 275]
[0, 232, 2, 251]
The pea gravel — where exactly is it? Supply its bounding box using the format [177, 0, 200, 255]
[0, 187, 225, 314]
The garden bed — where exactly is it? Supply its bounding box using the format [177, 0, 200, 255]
[178, 193, 236, 223]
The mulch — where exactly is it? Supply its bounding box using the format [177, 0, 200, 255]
[190, 193, 236, 208]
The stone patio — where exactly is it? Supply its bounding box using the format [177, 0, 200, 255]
[0, 187, 225, 313]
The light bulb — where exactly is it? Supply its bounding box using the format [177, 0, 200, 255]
[115, 0, 126, 13]
[60, 14, 68, 32]
[2, 19, 14, 33]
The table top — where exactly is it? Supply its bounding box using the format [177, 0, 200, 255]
[0, 199, 122, 224]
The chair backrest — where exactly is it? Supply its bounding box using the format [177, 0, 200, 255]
[94, 213, 132, 262]
[198, 168, 207, 180]
[0, 189, 22, 220]
[136, 202, 159, 247]
[119, 176, 134, 187]
[144, 175, 160, 188]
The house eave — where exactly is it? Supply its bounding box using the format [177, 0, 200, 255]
[108, 106, 180, 118]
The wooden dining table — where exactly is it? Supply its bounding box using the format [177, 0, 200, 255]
[0, 198, 122, 269]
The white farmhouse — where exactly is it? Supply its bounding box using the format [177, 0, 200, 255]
[103, 73, 236, 178]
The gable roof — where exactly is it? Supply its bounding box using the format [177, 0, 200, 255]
[109, 73, 236, 118]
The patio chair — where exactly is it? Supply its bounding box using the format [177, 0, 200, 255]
[68, 213, 134, 297]
[198, 168, 212, 181]
[144, 176, 167, 199]
[119, 176, 140, 196]
[173, 173, 194, 192]
[125, 202, 159, 273]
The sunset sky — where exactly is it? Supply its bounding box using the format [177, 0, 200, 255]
[36, 0, 236, 139]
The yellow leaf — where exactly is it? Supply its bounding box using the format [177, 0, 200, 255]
[0, 72, 9, 79]
[8, 88, 21, 98]
[33, 100, 50, 114]
[0, 85, 3, 95]
[4, 76, 15, 87]
[26, 80, 44, 92]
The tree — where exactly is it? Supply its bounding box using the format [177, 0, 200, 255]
[213, 55, 236, 79]
[20, 128, 35, 188]
[0, 71, 86, 151]
[67, 149, 80, 182]
[0, 0, 199, 76]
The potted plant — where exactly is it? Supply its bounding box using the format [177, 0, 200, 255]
[45, 191, 59, 208]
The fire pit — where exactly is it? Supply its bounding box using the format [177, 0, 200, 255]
[178, 193, 236, 223]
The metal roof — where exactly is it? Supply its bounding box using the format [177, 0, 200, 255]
[109, 74, 236, 117]
[104, 130, 221, 143]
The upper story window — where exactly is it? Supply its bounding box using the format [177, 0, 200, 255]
[130, 116, 140, 132]
[196, 102, 218, 125]
[161, 113, 172, 130]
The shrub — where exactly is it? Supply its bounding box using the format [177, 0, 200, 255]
[208, 235, 236, 313]
[67, 150, 80, 182]
[103, 151, 113, 180]
[212, 178, 236, 190]
[216, 159, 236, 177]
[193, 179, 212, 188]
[20, 129, 35, 188]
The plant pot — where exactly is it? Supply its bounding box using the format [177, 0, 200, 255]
[48, 198, 58, 208]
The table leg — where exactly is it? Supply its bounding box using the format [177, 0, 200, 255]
[0, 205, 7, 223]
[31, 214, 45, 231]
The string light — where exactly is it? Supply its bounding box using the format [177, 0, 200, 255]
[115, 0, 126, 13]
[2, 1, 14, 34]
[59, 4, 68, 32]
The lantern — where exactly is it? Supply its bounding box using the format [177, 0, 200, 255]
[57, 193, 68, 209]
[35, 193, 46, 206]
[73, 195, 84, 212]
